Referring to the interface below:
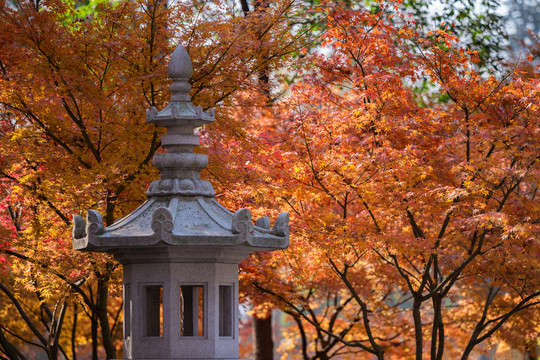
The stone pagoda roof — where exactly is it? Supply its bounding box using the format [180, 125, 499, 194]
[72, 45, 289, 253]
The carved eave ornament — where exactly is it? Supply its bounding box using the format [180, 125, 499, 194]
[72, 44, 289, 255]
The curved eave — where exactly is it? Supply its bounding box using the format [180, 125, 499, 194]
[72, 196, 289, 253]
[73, 231, 288, 253]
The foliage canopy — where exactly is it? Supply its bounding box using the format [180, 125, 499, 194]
[0, 0, 538, 359]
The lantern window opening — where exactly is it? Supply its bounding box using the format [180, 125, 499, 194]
[219, 284, 233, 337]
[143, 284, 163, 337]
[124, 284, 131, 339]
[180, 285, 205, 337]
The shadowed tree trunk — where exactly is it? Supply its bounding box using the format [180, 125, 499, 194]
[525, 338, 539, 360]
[253, 314, 274, 360]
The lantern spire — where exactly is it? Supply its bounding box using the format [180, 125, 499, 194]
[145, 44, 215, 198]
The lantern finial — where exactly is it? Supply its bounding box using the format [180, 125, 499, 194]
[168, 45, 193, 102]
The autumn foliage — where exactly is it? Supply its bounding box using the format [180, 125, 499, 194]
[239, 3, 540, 359]
[0, 0, 305, 358]
[0, 0, 539, 359]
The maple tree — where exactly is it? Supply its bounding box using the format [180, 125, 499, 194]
[0, 0, 309, 358]
[237, 2, 540, 359]
[0, 0, 538, 359]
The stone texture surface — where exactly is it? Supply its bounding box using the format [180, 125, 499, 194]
[73, 196, 288, 250]
[122, 253, 241, 359]
[72, 43, 289, 360]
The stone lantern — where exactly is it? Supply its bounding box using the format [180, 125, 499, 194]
[72, 44, 289, 360]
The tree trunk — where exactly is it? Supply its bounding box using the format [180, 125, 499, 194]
[91, 312, 99, 360]
[0, 325, 25, 360]
[525, 338, 539, 360]
[72, 303, 78, 360]
[97, 278, 116, 359]
[413, 298, 423, 360]
[253, 313, 274, 360]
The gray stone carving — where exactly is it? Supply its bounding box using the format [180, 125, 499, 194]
[72, 215, 86, 239]
[254, 216, 271, 230]
[72, 42, 289, 360]
[272, 212, 290, 237]
[151, 207, 174, 234]
[86, 210, 104, 235]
